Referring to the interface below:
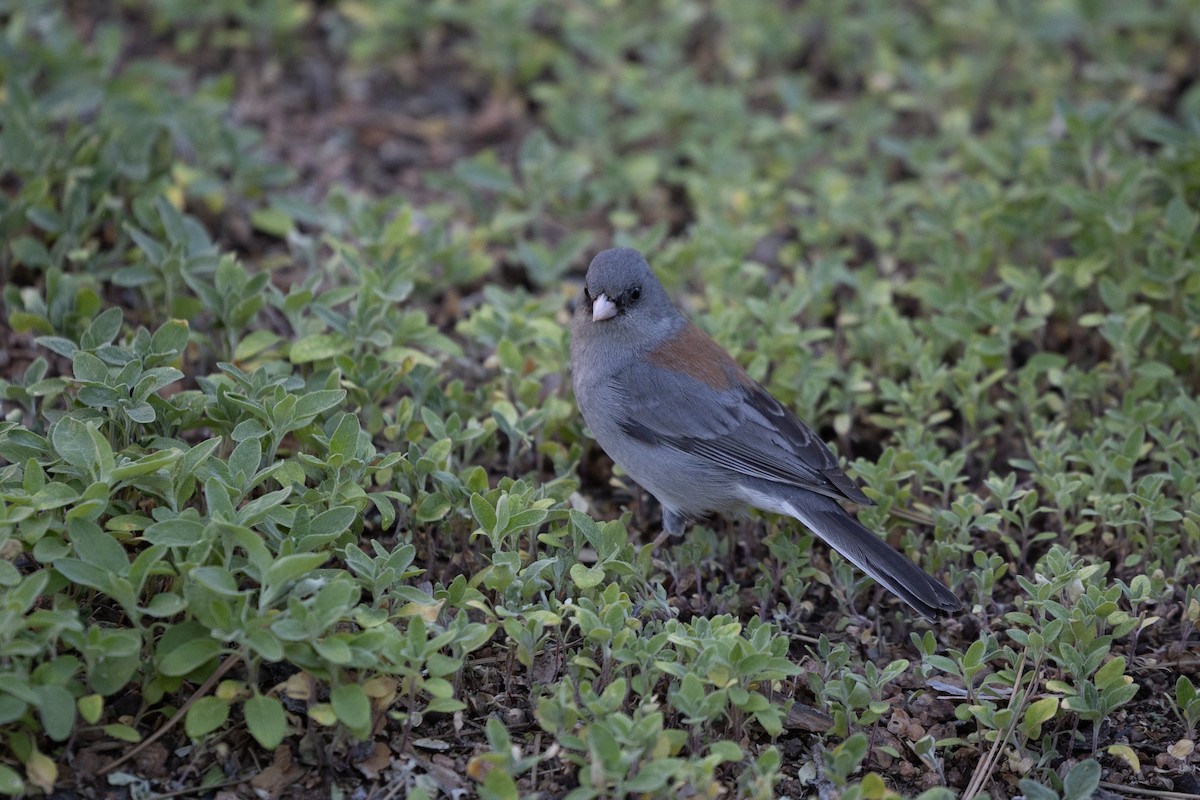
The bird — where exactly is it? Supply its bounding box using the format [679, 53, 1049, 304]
[570, 247, 960, 618]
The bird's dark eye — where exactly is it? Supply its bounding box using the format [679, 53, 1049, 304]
[628, 286, 642, 302]
[583, 284, 591, 300]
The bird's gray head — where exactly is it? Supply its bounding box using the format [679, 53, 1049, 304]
[574, 248, 680, 348]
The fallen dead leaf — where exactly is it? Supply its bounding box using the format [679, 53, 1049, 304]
[133, 741, 170, 779]
[412, 738, 451, 751]
[784, 702, 833, 733]
[250, 746, 306, 799]
[1168, 738, 1195, 760]
[283, 672, 316, 704]
[355, 742, 392, 781]
[406, 753, 466, 797]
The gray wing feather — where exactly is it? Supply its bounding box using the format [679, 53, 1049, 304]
[613, 360, 873, 506]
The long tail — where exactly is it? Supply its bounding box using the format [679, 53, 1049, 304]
[785, 493, 961, 618]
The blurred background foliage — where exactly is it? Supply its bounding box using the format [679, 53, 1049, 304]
[0, 0, 1198, 797]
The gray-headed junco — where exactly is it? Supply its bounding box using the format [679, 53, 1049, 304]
[570, 247, 960, 618]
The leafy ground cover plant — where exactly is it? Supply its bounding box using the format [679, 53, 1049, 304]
[1, 0, 1198, 797]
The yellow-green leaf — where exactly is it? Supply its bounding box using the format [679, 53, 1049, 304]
[569, 563, 605, 589]
[1107, 743, 1140, 772]
[184, 697, 229, 739]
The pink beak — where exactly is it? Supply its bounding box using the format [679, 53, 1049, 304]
[592, 293, 617, 321]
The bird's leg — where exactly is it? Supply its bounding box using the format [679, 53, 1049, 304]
[725, 517, 744, 573]
[650, 507, 686, 549]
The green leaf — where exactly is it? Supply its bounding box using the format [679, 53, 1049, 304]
[52, 416, 110, 474]
[569, 509, 602, 549]
[68, 519, 128, 575]
[86, 423, 114, 477]
[89, 629, 142, 696]
[159, 638, 221, 677]
[290, 335, 352, 363]
[264, 553, 329, 595]
[191, 566, 241, 596]
[0, 764, 24, 796]
[832, 732, 869, 768]
[81, 307, 123, 349]
[313, 637, 352, 664]
[507, 508, 548, 532]
[1101, 681, 1139, 711]
[156, 195, 189, 244]
[149, 319, 190, 356]
[1022, 697, 1059, 739]
[0, 696, 29, 725]
[251, 207, 295, 237]
[587, 721, 621, 769]
[244, 694, 288, 750]
[415, 493, 452, 522]
[424, 697, 467, 713]
[479, 767, 519, 800]
[1062, 758, 1100, 800]
[569, 563, 605, 590]
[143, 593, 188, 617]
[330, 683, 371, 738]
[185, 696, 230, 739]
[1163, 196, 1198, 244]
[1094, 656, 1127, 691]
[0, 563, 20, 591]
[103, 724, 142, 743]
[31, 481, 79, 511]
[143, 518, 206, 546]
[33, 685, 75, 742]
[36, 336, 78, 359]
[238, 487, 292, 525]
[233, 331, 281, 362]
[71, 351, 109, 384]
[471, 494, 497, 533]
[181, 437, 222, 475]
[246, 630, 284, 661]
[308, 506, 357, 540]
[110, 448, 181, 480]
[53, 559, 111, 593]
[924, 655, 959, 674]
[22, 456, 45, 495]
[1176, 676, 1196, 705]
[328, 413, 360, 462]
[227, 437, 263, 485]
[454, 154, 515, 193]
[624, 759, 679, 792]
[232, 419, 268, 441]
[708, 740, 743, 761]
[292, 389, 347, 419]
[78, 695, 103, 725]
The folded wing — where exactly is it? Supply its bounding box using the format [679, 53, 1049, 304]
[614, 351, 873, 506]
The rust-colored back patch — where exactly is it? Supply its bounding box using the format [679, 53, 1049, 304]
[647, 324, 750, 390]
